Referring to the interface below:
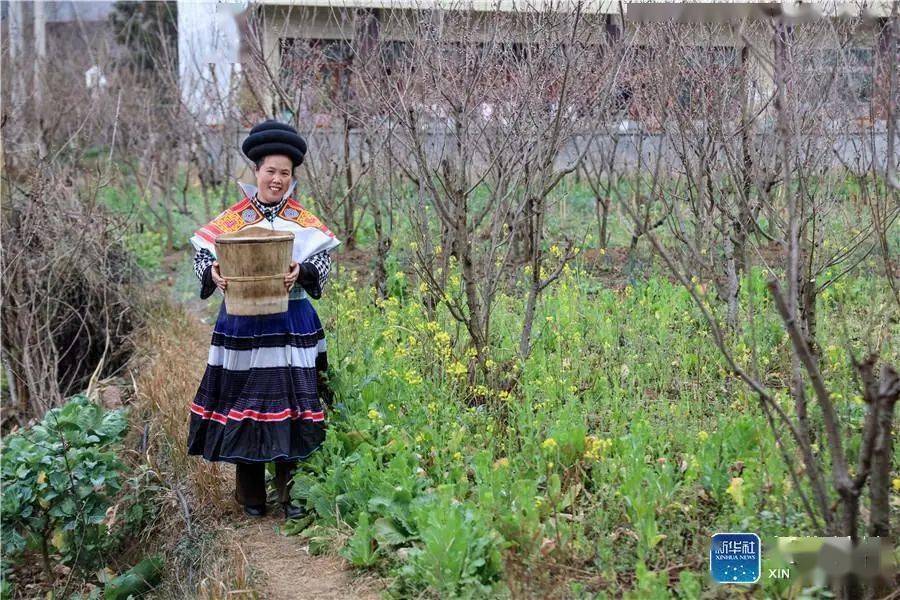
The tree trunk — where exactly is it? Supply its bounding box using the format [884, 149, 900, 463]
[369, 137, 390, 300]
[519, 269, 540, 359]
[800, 276, 819, 359]
[868, 365, 899, 538]
[8, 0, 26, 161]
[33, 0, 48, 159]
[596, 196, 610, 251]
[723, 219, 740, 330]
[200, 179, 212, 222]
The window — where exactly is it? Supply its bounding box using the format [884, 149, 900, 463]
[280, 38, 354, 101]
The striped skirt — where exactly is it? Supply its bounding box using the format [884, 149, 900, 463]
[187, 296, 328, 463]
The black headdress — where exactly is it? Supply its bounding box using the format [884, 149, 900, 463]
[241, 120, 307, 167]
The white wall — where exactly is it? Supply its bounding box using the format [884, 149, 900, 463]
[177, 0, 243, 125]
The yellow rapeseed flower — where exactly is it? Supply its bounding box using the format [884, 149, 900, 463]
[892, 478, 900, 492]
[447, 361, 467, 377]
[697, 431, 709, 442]
[368, 409, 381, 421]
[542, 438, 558, 451]
[584, 435, 613, 461]
[726, 476, 745, 507]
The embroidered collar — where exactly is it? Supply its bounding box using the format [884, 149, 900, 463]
[237, 180, 297, 222]
[252, 195, 288, 222]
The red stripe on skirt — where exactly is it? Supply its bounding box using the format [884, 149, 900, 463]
[191, 402, 324, 423]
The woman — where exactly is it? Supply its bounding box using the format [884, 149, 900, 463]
[187, 120, 340, 519]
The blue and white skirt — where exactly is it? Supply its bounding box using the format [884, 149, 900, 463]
[187, 295, 328, 463]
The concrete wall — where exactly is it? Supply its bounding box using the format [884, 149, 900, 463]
[218, 123, 893, 184]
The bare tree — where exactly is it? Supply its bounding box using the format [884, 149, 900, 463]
[355, 5, 608, 378]
[609, 13, 899, 599]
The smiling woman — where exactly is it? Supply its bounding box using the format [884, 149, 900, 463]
[256, 155, 294, 202]
[186, 120, 341, 520]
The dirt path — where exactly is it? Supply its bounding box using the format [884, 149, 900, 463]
[198, 461, 383, 600]
[230, 509, 382, 600]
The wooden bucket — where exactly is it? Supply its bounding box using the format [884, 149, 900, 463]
[215, 227, 295, 316]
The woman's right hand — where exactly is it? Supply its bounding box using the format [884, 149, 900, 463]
[211, 261, 227, 291]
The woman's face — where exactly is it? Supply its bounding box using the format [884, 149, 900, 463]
[255, 155, 293, 204]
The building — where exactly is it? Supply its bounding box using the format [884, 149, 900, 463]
[246, 1, 892, 120]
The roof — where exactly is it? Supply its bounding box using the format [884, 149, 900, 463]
[253, 0, 892, 18]
[256, 0, 619, 13]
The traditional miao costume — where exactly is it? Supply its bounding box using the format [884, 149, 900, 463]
[186, 121, 340, 514]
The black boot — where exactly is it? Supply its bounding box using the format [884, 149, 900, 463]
[244, 504, 266, 517]
[282, 502, 307, 520]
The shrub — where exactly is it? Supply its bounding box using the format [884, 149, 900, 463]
[0, 395, 129, 579]
[397, 490, 504, 598]
[1, 171, 141, 419]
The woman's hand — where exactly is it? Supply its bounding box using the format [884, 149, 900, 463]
[211, 261, 227, 291]
[284, 261, 300, 291]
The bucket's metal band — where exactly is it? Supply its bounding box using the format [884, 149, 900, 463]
[226, 274, 285, 282]
[220, 275, 307, 300]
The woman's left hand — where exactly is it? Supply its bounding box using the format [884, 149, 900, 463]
[285, 261, 300, 291]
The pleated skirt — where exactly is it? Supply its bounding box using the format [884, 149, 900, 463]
[187, 297, 328, 463]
